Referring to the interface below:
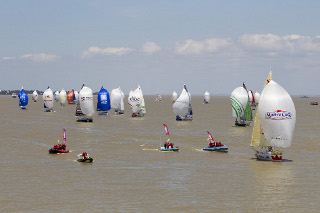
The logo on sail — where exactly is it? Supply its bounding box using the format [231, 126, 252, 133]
[266, 110, 292, 120]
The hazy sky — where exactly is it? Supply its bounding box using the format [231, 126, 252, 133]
[1, 0, 320, 95]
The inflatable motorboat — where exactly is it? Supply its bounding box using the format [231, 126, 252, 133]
[77, 153, 93, 163]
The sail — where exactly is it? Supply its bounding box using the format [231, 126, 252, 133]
[172, 90, 178, 102]
[32, 90, 38, 101]
[254, 92, 261, 104]
[110, 87, 124, 111]
[259, 80, 296, 148]
[173, 86, 190, 118]
[59, 89, 67, 105]
[250, 72, 273, 147]
[138, 85, 146, 114]
[54, 91, 60, 102]
[230, 87, 248, 118]
[163, 124, 170, 136]
[204, 91, 210, 103]
[19, 87, 28, 107]
[249, 90, 255, 104]
[207, 131, 214, 142]
[119, 89, 125, 111]
[74, 90, 79, 104]
[67, 90, 75, 104]
[245, 100, 253, 121]
[97, 86, 111, 112]
[43, 87, 54, 110]
[63, 129, 66, 143]
[79, 85, 95, 117]
[128, 85, 145, 114]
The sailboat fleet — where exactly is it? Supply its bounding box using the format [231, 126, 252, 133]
[14, 72, 296, 161]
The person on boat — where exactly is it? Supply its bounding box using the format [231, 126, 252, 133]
[209, 142, 215, 147]
[82, 152, 87, 158]
[164, 142, 167, 149]
[61, 144, 66, 150]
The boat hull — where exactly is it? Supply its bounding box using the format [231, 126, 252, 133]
[160, 147, 179, 152]
[203, 145, 228, 152]
[76, 117, 93, 122]
[77, 157, 93, 163]
[48, 148, 69, 154]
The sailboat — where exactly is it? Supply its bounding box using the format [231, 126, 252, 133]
[32, 90, 38, 102]
[172, 90, 178, 103]
[230, 84, 252, 126]
[160, 124, 179, 151]
[251, 77, 296, 161]
[49, 129, 69, 154]
[43, 87, 54, 112]
[76, 84, 95, 122]
[67, 90, 76, 104]
[248, 90, 256, 110]
[128, 85, 146, 117]
[18, 87, 28, 109]
[54, 91, 60, 102]
[110, 87, 125, 114]
[97, 86, 111, 115]
[204, 91, 210, 104]
[173, 84, 193, 121]
[59, 89, 67, 106]
[156, 91, 162, 101]
[203, 131, 228, 152]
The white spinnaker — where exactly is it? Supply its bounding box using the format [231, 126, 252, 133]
[111, 88, 122, 109]
[79, 86, 95, 117]
[254, 92, 261, 104]
[74, 90, 79, 104]
[173, 88, 189, 118]
[230, 87, 248, 118]
[59, 89, 67, 105]
[204, 91, 210, 103]
[43, 87, 54, 109]
[54, 91, 60, 101]
[259, 80, 296, 148]
[32, 90, 38, 101]
[128, 89, 142, 113]
[119, 89, 125, 111]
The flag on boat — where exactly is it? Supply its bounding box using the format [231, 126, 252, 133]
[163, 124, 170, 136]
[63, 129, 66, 142]
[207, 131, 214, 142]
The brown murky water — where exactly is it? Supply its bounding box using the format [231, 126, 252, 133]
[1, 95, 319, 212]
